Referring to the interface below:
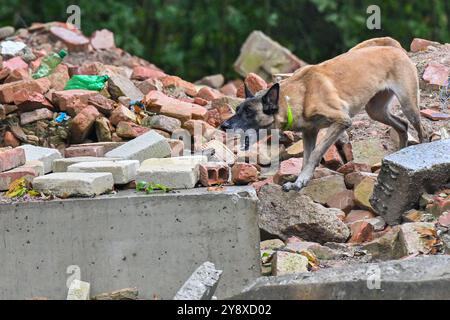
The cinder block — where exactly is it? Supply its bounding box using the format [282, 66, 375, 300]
[68, 160, 139, 184]
[136, 156, 207, 189]
[105, 131, 171, 163]
[32, 172, 114, 197]
[371, 140, 450, 225]
[18, 144, 62, 174]
[52, 157, 123, 173]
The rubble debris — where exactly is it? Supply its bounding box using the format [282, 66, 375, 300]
[173, 262, 223, 300]
[300, 174, 347, 205]
[32, 172, 114, 197]
[67, 279, 90, 300]
[199, 162, 229, 187]
[136, 156, 207, 189]
[257, 184, 350, 243]
[68, 160, 139, 185]
[234, 31, 307, 81]
[399, 222, 442, 255]
[105, 130, 171, 163]
[52, 156, 122, 172]
[272, 251, 309, 276]
[233, 256, 450, 300]
[18, 144, 62, 174]
[0, 146, 25, 172]
[371, 140, 450, 225]
[231, 162, 259, 185]
[92, 288, 138, 300]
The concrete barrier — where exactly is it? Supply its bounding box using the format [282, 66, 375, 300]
[0, 186, 260, 299]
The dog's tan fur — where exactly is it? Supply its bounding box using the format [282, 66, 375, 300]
[273, 37, 425, 191]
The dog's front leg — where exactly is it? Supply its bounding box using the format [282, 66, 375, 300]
[283, 122, 350, 191]
[301, 129, 318, 169]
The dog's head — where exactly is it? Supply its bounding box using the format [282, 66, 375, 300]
[220, 83, 280, 132]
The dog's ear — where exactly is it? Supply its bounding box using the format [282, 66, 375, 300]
[244, 83, 254, 99]
[262, 83, 280, 115]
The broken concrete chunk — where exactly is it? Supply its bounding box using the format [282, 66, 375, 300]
[272, 251, 309, 276]
[52, 156, 122, 173]
[363, 226, 405, 261]
[68, 160, 139, 184]
[234, 31, 307, 81]
[258, 184, 350, 243]
[108, 73, 143, 101]
[399, 222, 440, 255]
[105, 130, 171, 163]
[32, 172, 114, 197]
[67, 280, 90, 300]
[352, 139, 388, 166]
[371, 140, 450, 225]
[92, 288, 138, 300]
[300, 174, 347, 205]
[18, 144, 62, 174]
[174, 262, 223, 300]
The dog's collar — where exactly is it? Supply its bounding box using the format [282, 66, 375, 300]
[284, 96, 294, 131]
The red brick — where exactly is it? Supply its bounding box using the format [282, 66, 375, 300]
[90, 29, 115, 50]
[161, 76, 197, 96]
[109, 105, 137, 126]
[342, 143, 354, 162]
[144, 91, 193, 123]
[194, 97, 208, 106]
[131, 66, 166, 81]
[199, 162, 230, 187]
[439, 212, 450, 228]
[345, 210, 376, 225]
[0, 167, 37, 191]
[231, 163, 259, 185]
[238, 73, 268, 97]
[337, 161, 372, 175]
[220, 82, 238, 97]
[252, 176, 274, 193]
[70, 105, 101, 143]
[196, 87, 223, 101]
[3, 57, 28, 71]
[136, 78, 163, 95]
[3, 131, 20, 148]
[52, 89, 98, 116]
[323, 144, 344, 170]
[273, 158, 303, 185]
[116, 121, 150, 139]
[14, 91, 54, 112]
[182, 119, 216, 136]
[420, 108, 450, 121]
[50, 26, 89, 52]
[423, 62, 449, 87]
[0, 79, 51, 104]
[348, 221, 374, 243]
[4, 68, 30, 83]
[64, 145, 105, 158]
[47, 63, 70, 91]
[326, 190, 355, 214]
[191, 105, 208, 121]
[20, 108, 54, 125]
[0, 148, 26, 172]
[410, 38, 438, 52]
[88, 94, 115, 116]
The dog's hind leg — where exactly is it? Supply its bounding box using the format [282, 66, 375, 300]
[393, 89, 427, 143]
[366, 90, 409, 149]
[284, 119, 351, 191]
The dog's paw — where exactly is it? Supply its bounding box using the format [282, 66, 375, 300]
[282, 177, 310, 192]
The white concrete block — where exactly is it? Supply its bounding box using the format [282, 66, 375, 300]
[68, 160, 139, 184]
[136, 156, 207, 189]
[18, 145, 62, 174]
[105, 131, 171, 163]
[52, 157, 123, 173]
[67, 280, 90, 300]
[33, 172, 114, 197]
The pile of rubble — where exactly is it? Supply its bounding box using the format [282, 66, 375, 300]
[0, 21, 450, 283]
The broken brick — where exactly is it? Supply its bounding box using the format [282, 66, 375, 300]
[50, 26, 89, 52]
[0, 147, 26, 172]
[131, 66, 166, 81]
[116, 121, 150, 139]
[161, 76, 197, 97]
[20, 108, 54, 125]
[90, 29, 115, 50]
[323, 145, 344, 170]
[65, 145, 105, 158]
[231, 162, 259, 185]
[52, 89, 98, 116]
[70, 105, 101, 143]
[348, 221, 374, 243]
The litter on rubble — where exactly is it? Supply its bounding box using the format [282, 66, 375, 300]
[55, 112, 70, 123]
[32, 49, 67, 79]
[64, 75, 110, 91]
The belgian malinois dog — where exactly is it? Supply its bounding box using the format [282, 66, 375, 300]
[221, 37, 426, 191]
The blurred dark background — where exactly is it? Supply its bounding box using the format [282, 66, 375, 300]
[1, 0, 449, 80]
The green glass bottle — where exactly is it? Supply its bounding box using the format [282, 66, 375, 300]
[32, 49, 67, 79]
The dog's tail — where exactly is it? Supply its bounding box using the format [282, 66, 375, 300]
[349, 37, 406, 52]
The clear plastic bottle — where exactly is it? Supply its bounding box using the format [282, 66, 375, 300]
[32, 49, 67, 79]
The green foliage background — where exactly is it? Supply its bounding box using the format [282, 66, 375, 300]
[1, 0, 449, 81]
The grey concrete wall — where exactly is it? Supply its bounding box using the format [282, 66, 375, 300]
[0, 187, 260, 299]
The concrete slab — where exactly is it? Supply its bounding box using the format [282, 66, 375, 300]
[105, 131, 171, 163]
[0, 186, 260, 299]
[18, 144, 62, 174]
[232, 256, 450, 300]
[371, 140, 450, 225]
[52, 157, 123, 173]
[136, 156, 207, 189]
[32, 172, 114, 197]
[68, 160, 139, 184]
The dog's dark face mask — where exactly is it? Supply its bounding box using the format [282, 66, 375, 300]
[220, 83, 280, 133]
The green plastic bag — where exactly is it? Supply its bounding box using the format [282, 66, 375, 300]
[64, 75, 110, 91]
